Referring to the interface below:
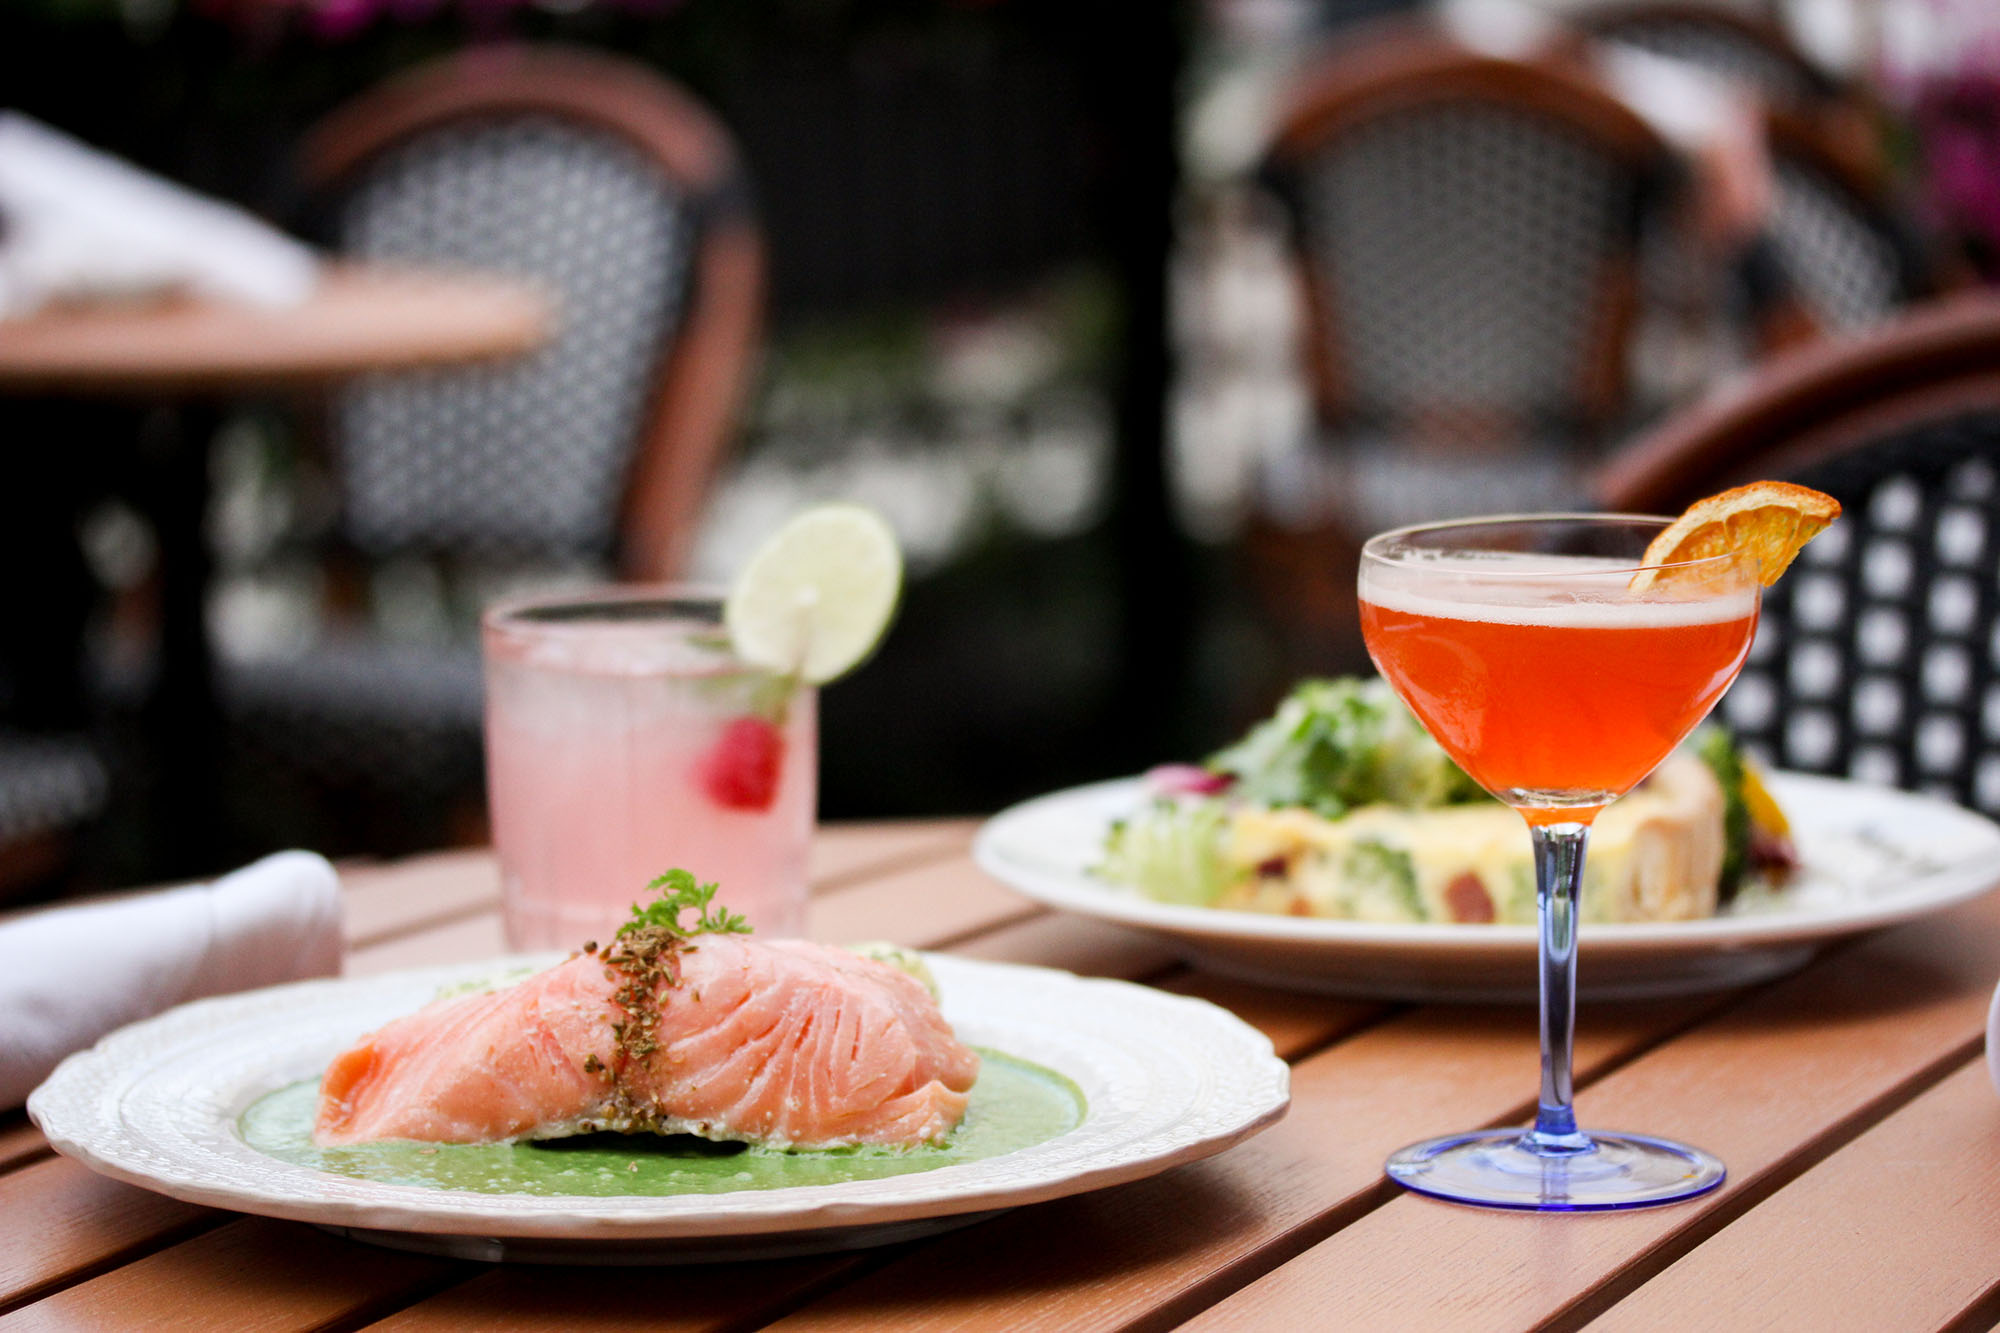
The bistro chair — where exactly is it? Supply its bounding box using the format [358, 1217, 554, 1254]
[1581, 3, 1942, 344]
[1752, 108, 1935, 341]
[1240, 26, 1676, 677]
[1579, 4, 1840, 112]
[219, 46, 763, 838]
[0, 733, 106, 899]
[1595, 294, 2000, 816]
[1259, 26, 1675, 533]
[0, 501, 109, 894]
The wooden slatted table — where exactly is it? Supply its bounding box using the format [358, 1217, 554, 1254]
[3, 820, 1998, 1330]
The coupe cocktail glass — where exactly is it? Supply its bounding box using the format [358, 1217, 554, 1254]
[1358, 515, 1759, 1210]
[483, 587, 815, 950]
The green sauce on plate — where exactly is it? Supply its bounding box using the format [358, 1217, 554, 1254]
[240, 1049, 1082, 1197]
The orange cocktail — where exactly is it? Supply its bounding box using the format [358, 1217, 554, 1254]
[1357, 515, 1762, 1213]
[1360, 561, 1756, 810]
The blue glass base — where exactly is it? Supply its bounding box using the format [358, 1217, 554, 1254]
[1385, 1128, 1725, 1211]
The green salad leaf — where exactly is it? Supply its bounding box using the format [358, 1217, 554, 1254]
[1207, 677, 1484, 818]
[1099, 799, 1230, 906]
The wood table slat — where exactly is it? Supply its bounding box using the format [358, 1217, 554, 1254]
[1178, 892, 2000, 1333]
[806, 855, 1039, 950]
[340, 851, 500, 948]
[751, 994, 1720, 1333]
[1159, 973, 1398, 1063]
[0, 1218, 464, 1333]
[346, 851, 1037, 978]
[338, 824, 977, 958]
[1591, 1058, 2000, 1333]
[0, 1158, 214, 1312]
[0, 1117, 48, 1175]
[948, 914, 1181, 980]
[346, 914, 509, 976]
[359, 1256, 871, 1333]
[807, 820, 977, 891]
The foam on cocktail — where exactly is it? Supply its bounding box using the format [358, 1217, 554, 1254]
[1359, 550, 1758, 630]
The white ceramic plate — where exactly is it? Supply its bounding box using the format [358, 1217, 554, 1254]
[975, 773, 2000, 1002]
[28, 954, 1288, 1264]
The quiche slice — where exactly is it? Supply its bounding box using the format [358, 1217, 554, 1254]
[1216, 755, 1725, 926]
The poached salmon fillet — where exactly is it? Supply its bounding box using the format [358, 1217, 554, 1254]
[314, 931, 980, 1150]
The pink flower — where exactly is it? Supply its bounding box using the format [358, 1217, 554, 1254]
[1917, 75, 2000, 256]
[193, 0, 687, 41]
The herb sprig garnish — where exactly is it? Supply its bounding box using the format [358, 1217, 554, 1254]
[583, 871, 751, 1133]
[619, 869, 754, 940]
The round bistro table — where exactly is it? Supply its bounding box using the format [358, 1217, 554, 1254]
[0, 264, 548, 393]
[0, 264, 550, 874]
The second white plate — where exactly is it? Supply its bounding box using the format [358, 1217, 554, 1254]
[974, 773, 2000, 1001]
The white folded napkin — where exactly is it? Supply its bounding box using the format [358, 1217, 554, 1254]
[1, 851, 342, 1109]
[0, 111, 319, 320]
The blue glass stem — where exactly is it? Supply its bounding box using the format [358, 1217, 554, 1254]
[1530, 821, 1591, 1153]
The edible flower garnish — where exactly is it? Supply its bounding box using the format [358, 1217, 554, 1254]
[620, 869, 754, 940]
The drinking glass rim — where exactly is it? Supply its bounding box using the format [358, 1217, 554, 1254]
[481, 582, 729, 633]
[1358, 511, 1755, 579]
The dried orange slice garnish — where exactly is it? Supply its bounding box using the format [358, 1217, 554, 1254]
[1630, 481, 1841, 591]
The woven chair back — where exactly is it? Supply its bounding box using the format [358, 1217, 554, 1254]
[1596, 296, 2000, 814]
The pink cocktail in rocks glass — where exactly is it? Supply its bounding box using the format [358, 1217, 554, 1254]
[482, 587, 815, 950]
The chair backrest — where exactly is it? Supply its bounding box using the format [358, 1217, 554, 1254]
[1594, 295, 2000, 815]
[1758, 109, 1932, 339]
[1582, 6, 1934, 341]
[299, 46, 763, 580]
[1581, 4, 1833, 110]
[1263, 28, 1672, 443]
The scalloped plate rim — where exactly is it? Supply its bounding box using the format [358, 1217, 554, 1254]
[28, 954, 1290, 1243]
